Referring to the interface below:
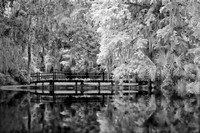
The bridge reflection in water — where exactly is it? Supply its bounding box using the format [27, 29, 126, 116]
[29, 72, 150, 104]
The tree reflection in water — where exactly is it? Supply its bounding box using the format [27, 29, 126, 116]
[0, 91, 101, 133]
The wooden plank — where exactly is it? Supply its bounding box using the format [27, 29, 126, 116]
[30, 80, 84, 84]
[54, 90, 78, 94]
[122, 90, 138, 93]
[0, 85, 34, 91]
[56, 82, 84, 85]
[84, 82, 112, 86]
[30, 89, 140, 95]
[84, 90, 111, 94]
[30, 90, 49, 94]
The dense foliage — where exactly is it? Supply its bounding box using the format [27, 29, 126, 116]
[88, 0, 200, 132]
[0, 0, 200, 132]
[0, 0, 100, 76]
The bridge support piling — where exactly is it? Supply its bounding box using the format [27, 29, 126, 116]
[53, 95, 56, 103]
[102, 95, 105, 106]
[85, 97, 88, 105]
[42, 82, 44, 93]
[37, 72, 40, 81]
[36, 94, 40, 103]
[49, 82, 55, 104]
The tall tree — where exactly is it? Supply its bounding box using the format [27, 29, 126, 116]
[90, 0, 200, 132]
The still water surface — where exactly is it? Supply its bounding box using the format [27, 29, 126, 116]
[0, 90, 102, 133]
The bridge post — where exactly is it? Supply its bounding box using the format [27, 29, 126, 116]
[37, 72, 40, 81]
[53, 72, 56, 80]
[49, 81, 55, 95]
[50, 80, 56, 103]
[80, 81, 84, 95]
[75, 81, 78, 94]
[111, 81, 114, 94]
[86, 71, 88, 79]
[42, 82, 44, 93]
[35, 82, 37, 93]
[98, 81, 100, 94]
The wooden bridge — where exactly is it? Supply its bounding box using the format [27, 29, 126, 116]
[30, 72, 151, 103]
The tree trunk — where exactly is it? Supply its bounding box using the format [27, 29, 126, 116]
[27, 43, 32, 84]
[27, 15, 32, 133]
[27, 40, 32, 133]
[40, 45, 45, 72]
[107, 58, 110, 80]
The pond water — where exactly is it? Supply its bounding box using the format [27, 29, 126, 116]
[0, 90, 102, 133]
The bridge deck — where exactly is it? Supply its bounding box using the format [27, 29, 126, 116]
[0, 72, 150, 104]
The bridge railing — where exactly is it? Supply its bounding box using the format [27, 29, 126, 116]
[31, 71, 111, 81]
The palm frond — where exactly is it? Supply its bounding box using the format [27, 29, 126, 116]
[155, 50, 168, 68]
[173, 67, 184, 77]
[186, 82, 200, 94]
[176, 79, 187, 96]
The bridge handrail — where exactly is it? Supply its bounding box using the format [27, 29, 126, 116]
[31, 71, 111, 81]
